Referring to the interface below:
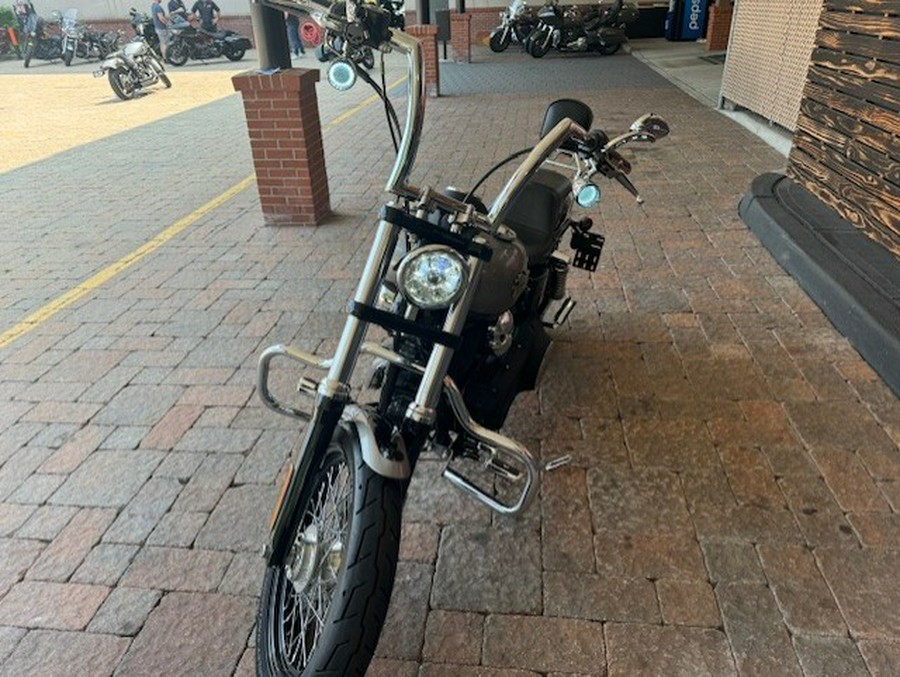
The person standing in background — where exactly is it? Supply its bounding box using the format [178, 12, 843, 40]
[190, 0, 220, 32]
[150, 0, 169, 59]
[12, 0, 37, 36]
[284, 11, 304, 58]
[168, 0, 190, 27]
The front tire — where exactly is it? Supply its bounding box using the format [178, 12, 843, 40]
[63, 47, 73, 66]
[598, 42, 621, 55]
[167, 41, 188, 66]
[108, 67, 135, 100]
[23, 42, 33, 68]
[489, 27, 510, 52]
[224, 45, 245, 61]
[527, 32, 550, 58]
[159, 72, 171, 88]
[256, 427, 402, 677]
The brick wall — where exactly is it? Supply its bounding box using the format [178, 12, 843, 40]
[705, 3, 732, 52]
[469, 7, 503, 44]
[450, 12, 472, 62]
[406, 25, 440, 97]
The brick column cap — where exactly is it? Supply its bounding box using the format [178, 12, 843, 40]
[232, 68, 321, 95]
[407, 24, 439, 36]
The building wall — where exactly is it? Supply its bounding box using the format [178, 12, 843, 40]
[787, 1, 900, 254]
[720, 0, 821, 131]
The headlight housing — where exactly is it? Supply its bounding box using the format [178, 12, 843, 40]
[397, 245, 469, 310]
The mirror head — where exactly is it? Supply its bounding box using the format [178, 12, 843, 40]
[629, 114, 669, 141]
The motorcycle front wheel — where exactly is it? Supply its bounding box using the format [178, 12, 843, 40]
[167, 42, 188, 66]
[489, 27, 510, 52]
[598, 42, 621, 55]
[23, 42, 33, 68]
[527, 33, 550, 58]
[63, 47, 73, 66]
[256, 427, 402, 677]
[108, 67, 136, 100]
[159, 72, 172, 88]
[224, 45, 245, 61]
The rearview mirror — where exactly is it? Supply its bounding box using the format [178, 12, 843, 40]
[629, 114, 669, 141]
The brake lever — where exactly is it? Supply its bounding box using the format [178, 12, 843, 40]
[614, 173, 643, 204]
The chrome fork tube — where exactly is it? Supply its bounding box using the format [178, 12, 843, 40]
[406, 257, 484, 424]
[322, 219, 399, 396]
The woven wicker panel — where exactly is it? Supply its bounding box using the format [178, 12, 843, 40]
[771, 0, 821, 129]
[722, 0, 822, 131]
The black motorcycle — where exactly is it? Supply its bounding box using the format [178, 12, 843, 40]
[313, 26, 376, 70]
[526, 0, 638, 58]
[165, 21, 252, 65]
[379, 0, 405, 29]
[253, 1, 668, 675]
[489, 0, 538, 52]
[81, 26, 122, 60]
[60, 9, 116, 65]
[22, 15, 61, 67]
[129, 8, 161, 58]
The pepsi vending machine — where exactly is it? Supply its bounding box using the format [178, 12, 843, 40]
[665, 0, 709, 41]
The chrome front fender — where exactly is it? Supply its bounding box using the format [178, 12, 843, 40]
[342, 405, 410, 480]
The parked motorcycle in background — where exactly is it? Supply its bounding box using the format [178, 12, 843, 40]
[59, 8, 83, 65]
[94, 36, 170, 100]
[165, 20, 252, 65]
[253, 0, 668, 675]
[129, 8, 161, 58]
[526, 0, 638, 58]
[379, 0, 406, 29]
[489, 0, 537, 52]
[82, 25, 122, 60]
[22, 14, 61, 67]
[0, 25, 23, 59]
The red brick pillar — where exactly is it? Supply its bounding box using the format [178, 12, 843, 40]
[406, 25, 440, 97]
[706, 3, 734, 51]
[232, 69, 331, 226]
[450, 12, 472, 63]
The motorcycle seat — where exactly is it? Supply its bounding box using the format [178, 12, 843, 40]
[439, 171, 571, 266]
[504, 169, 572, 265]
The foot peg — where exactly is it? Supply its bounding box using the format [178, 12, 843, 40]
[543, 455, 572, 471]
[542, 297, 576, 328]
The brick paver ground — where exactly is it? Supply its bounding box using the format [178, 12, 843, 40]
[1, 44, 899, 676]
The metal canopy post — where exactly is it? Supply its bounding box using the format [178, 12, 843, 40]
[250, 0, 291, 70]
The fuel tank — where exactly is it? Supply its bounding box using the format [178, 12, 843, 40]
[470, 226, 529, 316]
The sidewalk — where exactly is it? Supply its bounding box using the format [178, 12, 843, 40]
[1, 44, 898, 676]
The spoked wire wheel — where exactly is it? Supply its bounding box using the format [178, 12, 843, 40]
[257, 426, 403, 677]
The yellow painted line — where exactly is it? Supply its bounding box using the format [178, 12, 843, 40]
[0, 175, 256, 351]
[324, 75, 406, 130]
[0, 79, 405, 351]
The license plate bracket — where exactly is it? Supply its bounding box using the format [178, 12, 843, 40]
[570, 229, 604, 272]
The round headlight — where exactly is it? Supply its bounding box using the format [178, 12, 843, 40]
[397, 246, 468, 310]
[575, 181, 601, 208]
[327, 58, 357, 91]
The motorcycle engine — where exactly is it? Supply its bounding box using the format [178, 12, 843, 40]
[488, 311, 514, 356]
